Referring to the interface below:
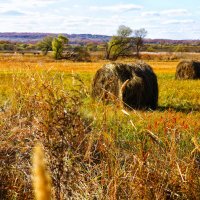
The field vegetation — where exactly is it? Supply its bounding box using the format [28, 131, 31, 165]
[0, 53, 200, 199]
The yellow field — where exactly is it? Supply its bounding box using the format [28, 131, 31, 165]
[0, 54, 177, 73]
[1, 54, 200, 199]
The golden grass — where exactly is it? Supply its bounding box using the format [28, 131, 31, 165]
[1, 54, 200, 199]
[32, 143, 52, 200]
[148, 61, 177, 73]
[0, 54, 178, 74]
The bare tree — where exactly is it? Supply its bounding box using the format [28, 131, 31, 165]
[133, 28, 147, 57]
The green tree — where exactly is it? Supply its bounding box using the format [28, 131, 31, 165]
[105, 25, 133, 60]
[147, 46, 155, 52]
[86, 42, 97, 52]
[71, 46, 91, 62]
[174, 44, 186, 52]
[37, 36, 54, 55]
[52, 35, 68, 60]
[117, 25, 133, 37]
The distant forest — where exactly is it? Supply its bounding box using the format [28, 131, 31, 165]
[1, 32, 200, 56]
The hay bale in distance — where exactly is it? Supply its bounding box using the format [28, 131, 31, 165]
[175, 60, 200, 80]
[91, 62, 158, 110]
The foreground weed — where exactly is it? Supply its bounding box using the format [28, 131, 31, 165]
[32, 143, 52, 200]
[0, 63, 200, 199]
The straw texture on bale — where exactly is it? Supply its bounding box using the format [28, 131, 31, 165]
[91, 62, 158, 110]
[175, 60, 200, 80]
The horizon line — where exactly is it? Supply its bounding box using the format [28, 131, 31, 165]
[0, 31, 200, 41]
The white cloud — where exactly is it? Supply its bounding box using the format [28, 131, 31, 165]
[141, 11, 160, 17]
[162, 19, 195, 25]
[13, 0, 63, 5]
[90, 4, 143, 13]
[142, 9, 190, 17]
[162, 9, 189, 16]
[0, 10, 25, 16]
[0, 0, 64, 12]
[0, 1, 198, 39]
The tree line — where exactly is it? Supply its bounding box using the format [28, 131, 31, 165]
[37, 25, 147, 60]
[2, 25, 200, 60]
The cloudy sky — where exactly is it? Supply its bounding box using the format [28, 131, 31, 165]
[0, 0, 200, 39]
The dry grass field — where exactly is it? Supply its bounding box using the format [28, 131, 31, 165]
[0, 54, 200, 199]
[0, 54, 177, 72]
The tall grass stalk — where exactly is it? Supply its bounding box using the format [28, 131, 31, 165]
[32, 143, 52, 200]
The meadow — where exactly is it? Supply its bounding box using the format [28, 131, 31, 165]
[0, 54, 200, 199]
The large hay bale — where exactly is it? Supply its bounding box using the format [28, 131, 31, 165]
[91, 62, 158, 110]
[175, 60, 200, 80]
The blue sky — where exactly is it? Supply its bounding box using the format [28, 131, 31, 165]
[0, 0, 200, 39]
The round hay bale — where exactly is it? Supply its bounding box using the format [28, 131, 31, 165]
[91, 62, 158, 110]
[175, 60, 200, 80]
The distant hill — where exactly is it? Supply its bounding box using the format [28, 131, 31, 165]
[0, 32, 110, 44]
[145, 38, 200, 45]
[0, 32, 199, 45]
